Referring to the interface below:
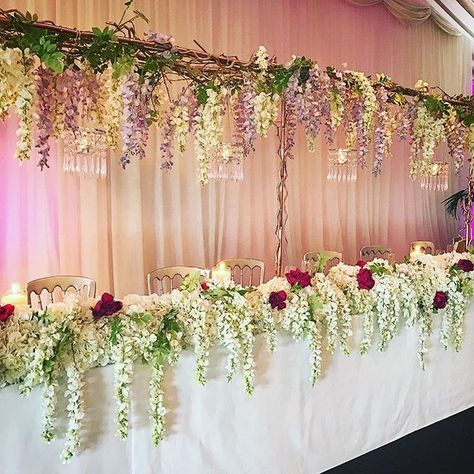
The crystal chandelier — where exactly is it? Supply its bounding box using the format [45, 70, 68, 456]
[327, 148, 357, 183]
[208, 144, 244, 182]
[420, 161, 448, 192]
[63, 128, 108, 178]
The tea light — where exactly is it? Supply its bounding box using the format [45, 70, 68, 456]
[212, 262, 232, 284]
[1, 283, 28, 306]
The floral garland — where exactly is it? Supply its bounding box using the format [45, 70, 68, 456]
[0, 252, 474, 462]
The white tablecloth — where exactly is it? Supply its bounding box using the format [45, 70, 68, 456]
[1, 305, 474, 474]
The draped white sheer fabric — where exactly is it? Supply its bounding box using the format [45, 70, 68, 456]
[0, 0, 472, 296]
[345, 0, 474, 38]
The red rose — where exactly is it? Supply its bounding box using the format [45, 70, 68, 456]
[269, 290, 287, 310]
[356, 260, 366, 268]
[0, 304, 15, 322]
[454, 259, 474, 273]
[357, 268, 375, 290]
[92, 293, 123, 320]
[285, 269, 312, 288]
[201, 282, 209, 291]
[433, 291, 448, 310]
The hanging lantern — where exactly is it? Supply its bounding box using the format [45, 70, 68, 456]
[208, 144, 244, 182]
[63, 128, 108, 178]
[420, 161, 448, 192]
[327, 148, 357, 183]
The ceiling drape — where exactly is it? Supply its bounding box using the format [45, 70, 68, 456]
[0, 0, 472, 296]
[345, 0, 474, 38]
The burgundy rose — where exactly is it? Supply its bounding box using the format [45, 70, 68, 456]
[269, 290, 287, 310]
[285, 268, 312, 288]
[357, 268, 375, 290]
[433, 291, 448, 310]
[92, 292, 123, 320]
[454, 259, 474, 273]
[201, 282, 209, 291]
[0, 304, 15, 322]
[356, 260, 366, 268]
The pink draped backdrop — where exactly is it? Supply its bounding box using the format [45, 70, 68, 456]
[0, 0, 472, 296]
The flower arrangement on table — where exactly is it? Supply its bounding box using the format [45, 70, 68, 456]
[1, 252, 474, 462]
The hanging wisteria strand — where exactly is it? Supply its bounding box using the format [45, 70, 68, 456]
[372, 87, 392, 176]
[304, 65, 331, 152]
[35, 66, 55, 170]
[120, 73, 151, 168]
[231, 87, 257, 159]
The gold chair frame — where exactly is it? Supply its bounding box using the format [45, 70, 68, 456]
[27, 275, 96, 309]
[147, 266, 204, 295]
[360, 245, 395, 263]
[410, 241, 435, 255]
[218, 258, 265, 286]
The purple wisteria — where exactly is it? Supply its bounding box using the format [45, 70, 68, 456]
[35, 67, 55, 170]
[120, 73, 151, 168]
[304, 66, 331, 150]
[231, 87, 257, 159]
[373, 87, 390, 176]
[283, 73, 303, 160]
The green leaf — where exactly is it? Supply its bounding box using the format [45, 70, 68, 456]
[110, 318, 123, 344]
[442, 188, 467, 219]
[179, 271, 202, 291]
[197, 87, 208, 105]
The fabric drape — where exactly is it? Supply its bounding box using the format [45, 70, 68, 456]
[0, 0, 472, 296]
[346, 0, 474, 38]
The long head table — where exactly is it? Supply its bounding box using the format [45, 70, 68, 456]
[1, 307, 473, 473]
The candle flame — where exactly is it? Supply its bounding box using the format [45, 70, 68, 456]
[11, 282, 21, 294]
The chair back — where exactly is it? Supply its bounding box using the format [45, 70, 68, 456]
[410, 241, 435, 255]
[453, 238, 467, 253]
[303, 251, 342, 275]
[219, 259, 265, 286]
[147, 266, 204, 295]
[360, 245, 395, 263]
[27, 275, 96, 310]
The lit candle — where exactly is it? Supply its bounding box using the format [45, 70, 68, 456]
[212, 262, 232, 284]
[1, 283, 28, 306]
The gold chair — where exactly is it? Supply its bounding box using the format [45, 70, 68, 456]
[147, 266, 204, 295]
[453, 238, 467, 253]
[410, 241, 435, 255]
[303, 251, 342, 275]
[27, 275, 96, 310]
[218, 258, 265, 286]
[360, 245, 395, 263]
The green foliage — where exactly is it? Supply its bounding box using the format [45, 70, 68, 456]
[369, 262, 388, 276]
[313, 252, 330, 274]
[180, 271, 202, 291]
[80, 26, 136, 74]
[442, 188, 467, 219]
[424, 95, 447, 116]
[42, 327, 73, 379]
[4, 24, 65, 72]
[308, 294, 323, 319]
[110, 317, 123, 344]
[32, 34, 64, 73]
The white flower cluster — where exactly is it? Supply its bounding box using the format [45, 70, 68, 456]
[171, 100, 190, 153]
[254, 91, 280, 137]
[346, 70, 377, 132]
[193, 88, 226, 185]
[255, 45, 269, 72]
[410, 102, 445, 179]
